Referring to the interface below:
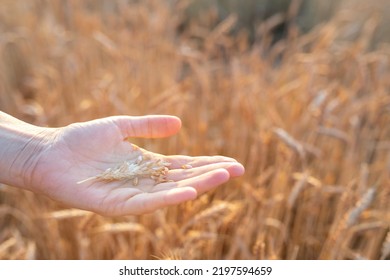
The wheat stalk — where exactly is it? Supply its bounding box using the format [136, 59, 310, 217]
[381, 231, 390, 260]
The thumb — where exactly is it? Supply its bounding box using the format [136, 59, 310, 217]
[113, 115, 182, 138]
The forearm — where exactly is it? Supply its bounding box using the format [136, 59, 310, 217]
[0, 111, 51, 190]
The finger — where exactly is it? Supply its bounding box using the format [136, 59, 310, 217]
[176, 168, 230, 195]
[154, 168, 230, 195]
[113, 115, 182, 138]
[165, 155, 238, 169]
[166, 162, 245, 181]
[121, 187, 197, 215]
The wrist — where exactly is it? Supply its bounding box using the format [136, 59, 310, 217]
[0, 113, 53, 191]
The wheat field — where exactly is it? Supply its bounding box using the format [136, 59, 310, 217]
[0, 0, 389, 260]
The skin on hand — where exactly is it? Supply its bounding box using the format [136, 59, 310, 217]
[12, 115, 245, 216]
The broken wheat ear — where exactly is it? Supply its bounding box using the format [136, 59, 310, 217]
[77, 145, 174, 186]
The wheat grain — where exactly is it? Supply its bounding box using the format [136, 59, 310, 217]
[186, 230, 218, 243]
[181, 164, 193, 169]
[181, 202, 235, 232]
[77, 153, 171, 186]
[317, 126, 350, 143]
[273, 128, 305, 159]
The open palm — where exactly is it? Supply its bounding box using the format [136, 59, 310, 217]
[30, 115, 244, 216]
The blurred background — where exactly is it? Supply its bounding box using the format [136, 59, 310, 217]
[0, 0, 389, 260]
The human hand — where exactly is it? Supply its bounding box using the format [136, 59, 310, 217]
[28, 115, 244, 216]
